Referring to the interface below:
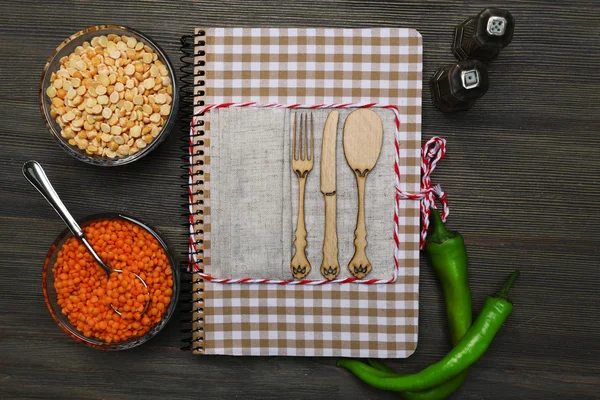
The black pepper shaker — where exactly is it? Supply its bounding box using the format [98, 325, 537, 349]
[452, 8, 515, 62]
[430, 59, 489, 113]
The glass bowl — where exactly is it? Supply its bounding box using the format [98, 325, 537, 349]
[40, 25, 178, 166]
[42, 213, 179, 350]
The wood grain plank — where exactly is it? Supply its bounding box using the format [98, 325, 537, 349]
[0, 0, 599, 399]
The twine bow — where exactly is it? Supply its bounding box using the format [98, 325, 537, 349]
[396, 137, 449, 249]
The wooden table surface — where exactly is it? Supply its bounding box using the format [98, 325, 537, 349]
[1, 1, 599, 399]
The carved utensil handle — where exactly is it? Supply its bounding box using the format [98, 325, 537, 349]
[321, 193, 339, 280]
[348, 173, 371, 278]
[291, 176, 311, 279]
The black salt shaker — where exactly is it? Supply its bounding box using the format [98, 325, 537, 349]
[452, 8, 515, 62]
[430, 59, 489, 113]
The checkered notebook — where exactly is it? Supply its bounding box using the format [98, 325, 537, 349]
[182, 28, 422, 357]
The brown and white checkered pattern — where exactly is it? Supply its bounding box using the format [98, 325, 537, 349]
[191, 27, 422, 357]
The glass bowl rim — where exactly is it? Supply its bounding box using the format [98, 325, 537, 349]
[42, 212, 180, 350]
[39, 25, 179, 167]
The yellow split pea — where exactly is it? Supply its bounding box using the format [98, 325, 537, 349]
[46, 34, 173, 158]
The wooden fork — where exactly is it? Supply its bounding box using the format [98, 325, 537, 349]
[291, 112, 314, 279]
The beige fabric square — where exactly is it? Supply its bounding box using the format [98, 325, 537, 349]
[210, 107, 397, 281]
[210, 108, 293, 279]
[191, 27, 422, 358]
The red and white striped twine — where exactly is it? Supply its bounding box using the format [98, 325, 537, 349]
[188, 102, 448, 285]
[396, 136, 449, 249]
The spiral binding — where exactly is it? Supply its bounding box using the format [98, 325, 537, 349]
[179, 32, 206, 353]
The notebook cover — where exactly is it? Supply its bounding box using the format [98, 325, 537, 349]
[183, 28, 422, 357]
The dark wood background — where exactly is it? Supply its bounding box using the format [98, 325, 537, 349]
[1, 1, 598, 399]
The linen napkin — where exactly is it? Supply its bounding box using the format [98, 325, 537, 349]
[210, 106, 397, 281]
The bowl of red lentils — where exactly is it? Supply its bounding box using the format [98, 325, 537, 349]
[40, 25, 178, 166]
[42, 213, 179, 349]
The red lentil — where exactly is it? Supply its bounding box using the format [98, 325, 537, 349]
[53, 219, 173, 343]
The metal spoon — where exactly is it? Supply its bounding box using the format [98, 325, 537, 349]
[22, 160, 149, 315]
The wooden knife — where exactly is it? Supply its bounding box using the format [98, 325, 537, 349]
[320, 111, 340, 280]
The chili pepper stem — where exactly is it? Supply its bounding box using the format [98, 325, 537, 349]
[427, 208, 456, 244]
[497, 271, 520, 299]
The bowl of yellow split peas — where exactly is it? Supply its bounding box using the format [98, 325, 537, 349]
[40, 25, 178, 166]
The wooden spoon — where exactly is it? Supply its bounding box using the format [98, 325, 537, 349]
[343, 109, 383, 278]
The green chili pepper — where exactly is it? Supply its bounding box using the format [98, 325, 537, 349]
[424, 208, 472, 346]
[337, 271, 519, 393]
[367, 360, 469, 400]
[402, 371, 469, 400]
[367, 208, 472, 400]
[362, 361, 471, 400]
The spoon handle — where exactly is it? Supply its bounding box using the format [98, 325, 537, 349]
[348, 173, 372, 278]
[354, 174, 368, 257]
[22, 161, 117, 276]
[22, 161, 84, 238]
